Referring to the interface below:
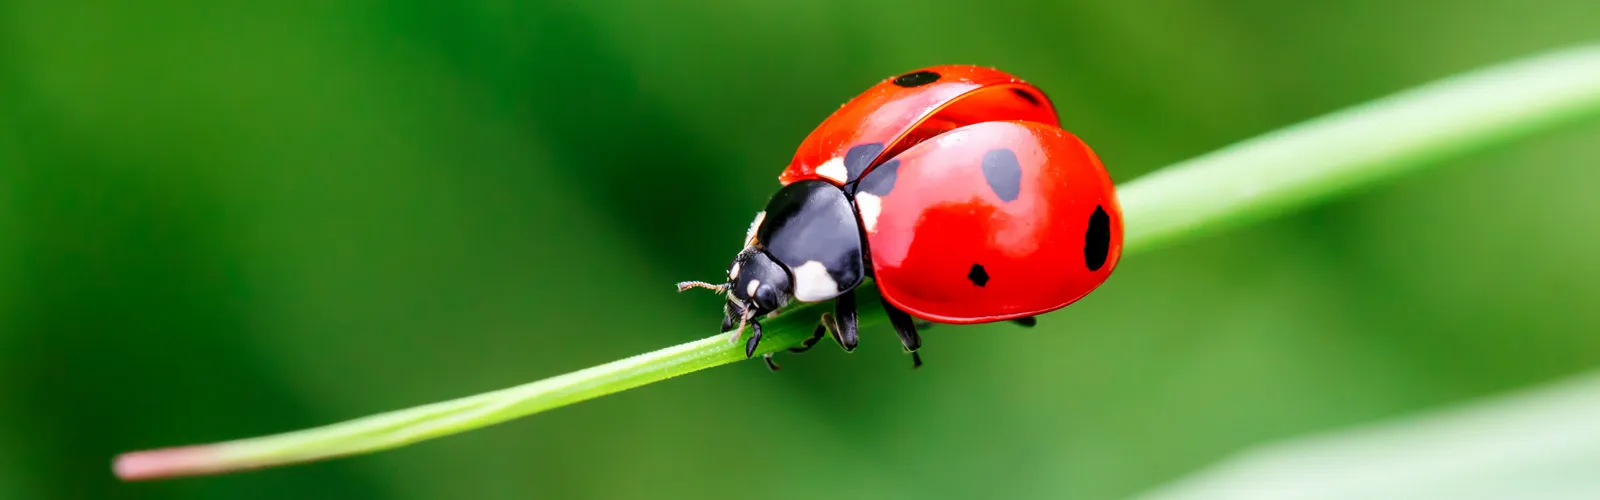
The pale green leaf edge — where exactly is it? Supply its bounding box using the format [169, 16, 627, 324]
[1137, 368, 1600, 499]
[113, 42, 1600, 480]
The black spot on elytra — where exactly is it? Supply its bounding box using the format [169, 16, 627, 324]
[855, 159, 900, 196]
[981, 148, 1023, 202]
[893, 71, 941, 87]
[967, 264, 989, 287]
[1010, 88, 1041, 106]
[1085, 205, 1111, 271]
[843, 142, 885, 181]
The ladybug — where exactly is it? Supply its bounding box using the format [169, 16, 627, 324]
[678, 65, 1123, 370]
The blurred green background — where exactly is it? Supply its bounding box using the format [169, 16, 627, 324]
[3, 1, 1599, 499]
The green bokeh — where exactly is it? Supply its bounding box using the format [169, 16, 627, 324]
[2, 1, 1598, 499]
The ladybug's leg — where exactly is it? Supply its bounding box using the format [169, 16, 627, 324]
[879, 299, 924, 369]
[817, 313, 846, 350]
[761, 323, 826, 373]
[744, 319, 765, 358]
[809, 313, 847, 351]
[789, 289, 862, 357]
[720, 305, 739, 333]
[1011, 316, 1037, 328]
[787, 323, 828, 354]
[833, 290, 860, 352]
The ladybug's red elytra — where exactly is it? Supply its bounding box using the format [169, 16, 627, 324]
[678, 65, 1124, 370]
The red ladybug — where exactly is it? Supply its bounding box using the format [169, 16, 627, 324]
[679, 65, 1123, 369]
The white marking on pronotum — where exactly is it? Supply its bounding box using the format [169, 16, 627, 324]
[747, 279, 760, 297]
[855, 192, 883, 233]
[815, 157, 847, 183]
[791, 260, 840, 302]
[744, 211, 765, 247]
[729, 261, 741, 279]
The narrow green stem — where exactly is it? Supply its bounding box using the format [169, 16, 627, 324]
[114, 43, 1600, 481]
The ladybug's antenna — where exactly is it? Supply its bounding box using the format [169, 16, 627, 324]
[676, 281, 728, 293]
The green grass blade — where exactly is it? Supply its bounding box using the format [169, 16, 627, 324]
[113, 42, 1600, 481]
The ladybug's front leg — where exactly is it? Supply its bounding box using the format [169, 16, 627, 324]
[743, 320, 764, 358]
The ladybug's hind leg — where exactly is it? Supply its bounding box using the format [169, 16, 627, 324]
[1011, 316, 1037, 328]
[879, 299, 924, 369]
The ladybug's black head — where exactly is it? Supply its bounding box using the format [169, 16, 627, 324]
[676, 243, 795, 333]
[721, 247, 793, 331]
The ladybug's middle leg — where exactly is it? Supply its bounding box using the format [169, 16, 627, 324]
[831, 290, 860, 351]
[762, 319, 831, 372]
[761, 291, 865, 372]
[797, 292, 861, 353]
[786, 323, 828, 354]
